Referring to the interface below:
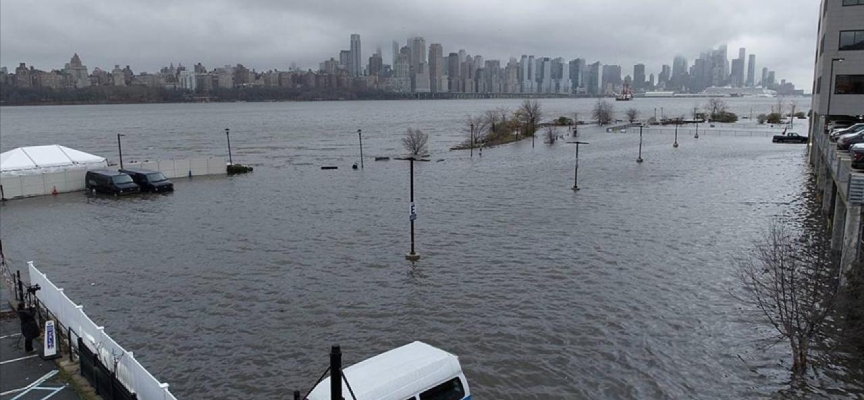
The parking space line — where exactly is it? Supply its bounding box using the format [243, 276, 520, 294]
[0, 333, 22, 339]
[0, 354, 39, 365]
[0, 370, 58, 396]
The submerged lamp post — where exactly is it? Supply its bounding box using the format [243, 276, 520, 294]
[827, 58, 845, 119]
[358, 129, 364, 169]
[637, 126, 644, 163]
[225, 128, 233, 165]
[673, 121, 680, 148]
[401, 128, 428, 262]
[570, 141, 589, 191]
[470, 123, 475, 158]
[117, 133, 125, 168]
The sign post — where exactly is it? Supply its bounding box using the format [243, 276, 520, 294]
[41, 320, 61, 360]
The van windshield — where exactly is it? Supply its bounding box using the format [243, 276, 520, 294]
[147, 172, 167, 182]
[112, 175, 134, 184]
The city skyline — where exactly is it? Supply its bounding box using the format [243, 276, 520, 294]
[0, 0, 817, 88]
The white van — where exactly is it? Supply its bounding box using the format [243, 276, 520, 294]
[307, 341, 471, 400]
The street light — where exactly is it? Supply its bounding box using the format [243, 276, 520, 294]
[116, 133, 125, 168]
[569, 141, 589, 191]
[637, 125, 644, 163]
[225, 128, 233, 165]
[357, 129, 364, 169]
[470, 123, 475, 158]
[826, 58, 845, 120]
[673, 120, 679, 148]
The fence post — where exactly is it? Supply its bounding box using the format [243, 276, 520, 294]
[160, 382, 170, 400]
[16, 270, 24, 301]
[68, 327, 74, 362]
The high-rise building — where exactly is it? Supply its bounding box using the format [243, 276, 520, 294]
[585, 61, 602, 95]
[64, 53, 90, 89]
[392, 41, 399, 66]
[520, 55, 535, 93]
[633, 64, 646, 91]
[448, 53, 460, 92]
[671, 56, 688, 91]
[761, 67, 769, 88]
[746, 54, 756, 87]
[408, 37, 426, 72]
[658, 64, 671, 87]
[601, 64, 621, 93]
[428, 43, 444, 92]
[339, 50, 351, 71]
[349, 34, 362, 77]
[569, 58, 585, 92]
[368, 53, 383, 76]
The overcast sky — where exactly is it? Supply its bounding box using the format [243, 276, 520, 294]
[0, 0, 818, 89]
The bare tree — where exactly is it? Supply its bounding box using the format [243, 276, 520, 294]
[402, 128, 429, 158]
[593, 99, 615, 125]
[625, 108, 639, 124]
[775, 95, 786, 117]
[705, 97, 728, 120]
[516, 99, 542, 136]
[735, 219, 842, 374]
[465, 114, 489, 148]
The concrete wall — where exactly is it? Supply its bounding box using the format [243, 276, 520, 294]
[0, 157, 226, 200]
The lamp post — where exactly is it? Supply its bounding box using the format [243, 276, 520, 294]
[673, 121, 679, 148]
[826, 58, 845, 120]
[406, 156, 420, 261]
[637, 125, 644, 163]
[470, 123, 474, 158]
[225, 128, 233, 165]
[357, 129, 364, 169]
[116, 133, 125, 168]
[570, 141, 589, 191]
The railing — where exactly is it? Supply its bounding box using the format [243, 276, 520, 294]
[642, 127, 776, 137]
[28, 262, 178, 400]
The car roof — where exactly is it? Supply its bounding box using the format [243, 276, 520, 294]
[87, 169, 127, 177]
[307, 341, 464, 400]
[119, 167, 160, 174]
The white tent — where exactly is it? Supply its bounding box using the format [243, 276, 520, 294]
[1, 145, 107, 176]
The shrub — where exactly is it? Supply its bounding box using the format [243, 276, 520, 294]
[766, 112, 782, 124]
[713, 111, 738, 123]
[757, 114, 767, 124]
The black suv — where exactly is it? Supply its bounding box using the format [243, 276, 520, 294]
[85, 170, 140, 195]
[119, 168, 174, 193]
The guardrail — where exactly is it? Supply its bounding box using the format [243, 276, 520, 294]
[28, 262, 178, 400]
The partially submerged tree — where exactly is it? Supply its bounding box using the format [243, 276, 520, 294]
[735, 219, 842, 374]
[516, 99, 542, 136]
[705, 97, 728, 120]
[402, 128, 429, 158]
[625, 108, 639, 124]
[593, 99, 614, 125]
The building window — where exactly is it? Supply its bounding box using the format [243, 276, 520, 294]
[836, 75, 864, 94]
[821, 34, 826, 55]
[843, 0, 864, 5]
[840, 30, 864, 50]
[816, 76, 822, 94]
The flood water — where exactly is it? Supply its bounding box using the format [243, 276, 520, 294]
[1, 98, 862, 399]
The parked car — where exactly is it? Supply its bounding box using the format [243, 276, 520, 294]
[829, 123, 864, 141]
[772, 132, 808, 143]
[851, 144, 864, 170]
[119, 168, 174, 192]
[836, 131, 864, 150]
[85, 170, 140, 195]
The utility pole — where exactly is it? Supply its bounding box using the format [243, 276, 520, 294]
[357, 129, 364, 169]
[571, 141, 589, 191]
[225, 128, 233, 165]
[117, 133, 125, 168]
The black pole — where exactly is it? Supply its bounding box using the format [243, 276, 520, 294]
[117, 134, 124, 168]
[225, 128, 233, 165]
[17, 270, 24, 302]
[574, 143, 579, 190]
[470, 123, 474, 158]
[674, 123, 679, 148]
[294, 390, 301, 400]
[357, 129, 364, 169]
[410, 158, 415, 255]
[637, 126, 644, 163]
[695, 120, 699, 139]
[330, 345, 342, 400]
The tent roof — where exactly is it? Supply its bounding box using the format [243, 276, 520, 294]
[1, 145, 106, 173]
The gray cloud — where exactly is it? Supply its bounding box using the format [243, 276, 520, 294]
[0, 0, 817, 88]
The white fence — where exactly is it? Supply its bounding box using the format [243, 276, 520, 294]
[0, 157, 226, 200]
[28, 262, 178, 400]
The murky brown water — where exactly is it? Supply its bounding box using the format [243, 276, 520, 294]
[1, 98, 861, 399]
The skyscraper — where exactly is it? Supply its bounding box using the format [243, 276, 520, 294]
[521, 55, 535, 93]
[761, 67, 768, 88]
[368, 53, 382, 76]
[672, 55, 688, 91]
[633, 64, 646, 91]
[428, 43, 444, 92]
[349, 34, 362, 77]
[392, 41, 399, 66]
[747, 54, 756, 87]
[408, 37, 426, 72]
[569, 58, 585, 93]
[448, 53, 460, 92]
[585, 62, 602, 95]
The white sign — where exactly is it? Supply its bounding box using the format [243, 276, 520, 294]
[42, 320, 60, 359]
[409, 202, 417, 221]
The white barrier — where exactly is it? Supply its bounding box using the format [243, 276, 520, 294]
[1, 157, 227, 200]
[28, 262, 178, 400]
